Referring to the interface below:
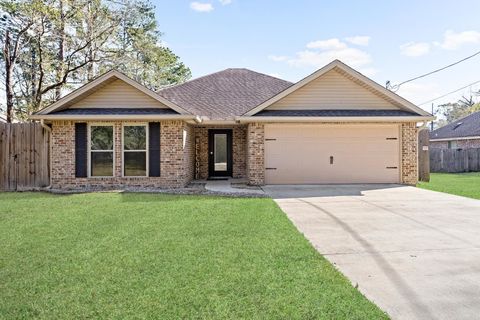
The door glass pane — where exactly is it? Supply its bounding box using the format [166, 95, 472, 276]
[214, 134, 227, 171]
[124, 152, 147, 176]
[91, 152, 113, 176]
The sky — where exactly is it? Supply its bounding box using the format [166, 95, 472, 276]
[153, 0, 480, 113]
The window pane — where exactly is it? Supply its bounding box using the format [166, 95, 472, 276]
[124, 126, 146, 150]
[124, 152, 146, 176]
[91, 152, 113, 176]
[91, 126, 113, 150]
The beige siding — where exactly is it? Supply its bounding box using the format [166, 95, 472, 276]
[70, 79, 168, 109]
[264, 124, 400, 184]
[267, 69, 399, 110]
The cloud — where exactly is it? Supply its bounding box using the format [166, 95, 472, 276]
[400, 42, 430, 57]
[219, 0, 232, 4]
[397, 82, 441, 106]
[268, 73, 282, 79]
[190, 2, 214, 12]
[269, 37, 376, 75]
[289, 39, 372, 69]
[306, 38, 347, 50]
[345, 36, 370, 46]
[268, 55, 288, 62]
[438, 30, 480, 50]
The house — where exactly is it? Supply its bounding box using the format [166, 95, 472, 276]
[430, 111, 480, 149]
[30, 60, 433, 189]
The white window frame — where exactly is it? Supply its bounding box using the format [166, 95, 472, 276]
[122, 123, 149, 177]
[88, 123, 115, 178]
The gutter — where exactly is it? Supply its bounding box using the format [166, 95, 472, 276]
[29, 114, 199, 121]
[430, 136, 480, 142]
[236, 115, 435, 123]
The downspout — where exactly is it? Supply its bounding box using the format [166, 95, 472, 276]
[40, 119, 52, 189]
[40, 119, 51, 132]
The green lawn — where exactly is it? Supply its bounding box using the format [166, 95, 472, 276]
[0, 192, 386, 319]
[418, 172, 480, 200]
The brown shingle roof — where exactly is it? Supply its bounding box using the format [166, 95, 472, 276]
[157, 68, 293, 120]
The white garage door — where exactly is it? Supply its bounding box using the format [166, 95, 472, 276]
[264, 124, 400, 184]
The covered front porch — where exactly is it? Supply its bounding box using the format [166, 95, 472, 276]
[192, 124, 248, 180]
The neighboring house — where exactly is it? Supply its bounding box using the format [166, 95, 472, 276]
[430, 111, 480, 149]
[31, 60, 432, 189]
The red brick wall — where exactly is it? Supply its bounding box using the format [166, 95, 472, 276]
[50, 120, 193, 189]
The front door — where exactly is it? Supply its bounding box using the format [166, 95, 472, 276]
[208, 129, 233, 177]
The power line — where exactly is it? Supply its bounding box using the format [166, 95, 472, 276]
[387, 49, 480, 91]
[418, 79, 480, 106]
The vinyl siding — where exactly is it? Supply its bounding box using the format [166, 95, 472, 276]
[71, 79, 168, 109]
[267, 69, 399, 110]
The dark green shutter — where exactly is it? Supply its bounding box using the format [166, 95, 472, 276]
[75, 123, 88, 177]
[149, 122, 161, 177]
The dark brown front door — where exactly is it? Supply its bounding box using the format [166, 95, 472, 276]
[208, 129, 233, 177]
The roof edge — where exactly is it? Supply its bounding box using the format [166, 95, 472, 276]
[236, 115, 434, 123]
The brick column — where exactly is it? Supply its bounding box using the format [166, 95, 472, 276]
[247, 122, 265, 185]
[401, 122, 418, 185]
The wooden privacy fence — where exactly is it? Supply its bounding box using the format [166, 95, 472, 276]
[0, 123, 50, 191]
[430, 148, 480, 173]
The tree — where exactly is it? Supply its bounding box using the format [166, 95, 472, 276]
[434, 95, 479, 128]
[0, 0, 190, 122]
[0, 1, 35, 122]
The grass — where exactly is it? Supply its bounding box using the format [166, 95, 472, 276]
[418, 172, 480, 200]
[0, 192, 387, 319]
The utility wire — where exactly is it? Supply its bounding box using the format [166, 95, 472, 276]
[418, 79, 480, 106]
[387, 49, 480, 91]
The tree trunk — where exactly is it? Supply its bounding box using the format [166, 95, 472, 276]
[3, 30, 14, 123]
[55, 0, 65, 100]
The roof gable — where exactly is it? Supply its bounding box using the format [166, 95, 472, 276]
[431, 111, 480, 140]
[35, 70, 190, 116]
[266, 68, 399, 110]
[244, 60, 431, 117]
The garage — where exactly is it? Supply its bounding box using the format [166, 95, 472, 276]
[264, 124, 400, 184]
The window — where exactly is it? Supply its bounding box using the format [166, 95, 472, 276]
[89, 125, 114, 177]
[448, 141, 458, 149]
[123, 125, 148, 176]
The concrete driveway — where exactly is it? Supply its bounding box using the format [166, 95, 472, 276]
[264, 184, 480, 320]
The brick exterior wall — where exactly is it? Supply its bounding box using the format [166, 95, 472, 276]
[194, 125, 247, 179]
[245, 122, 419, 186]
[400, 122, 418, 185]
[50, 120, 194, 189]
[431, 139, 480, 149]
[50, 120, 420, 189]
[246, 123, 265, 185]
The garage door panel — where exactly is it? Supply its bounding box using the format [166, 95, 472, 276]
[265, 124, 400, 184]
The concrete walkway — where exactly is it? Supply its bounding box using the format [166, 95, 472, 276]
[264, 184, 480, 320]
[203, 178, 265, 195]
